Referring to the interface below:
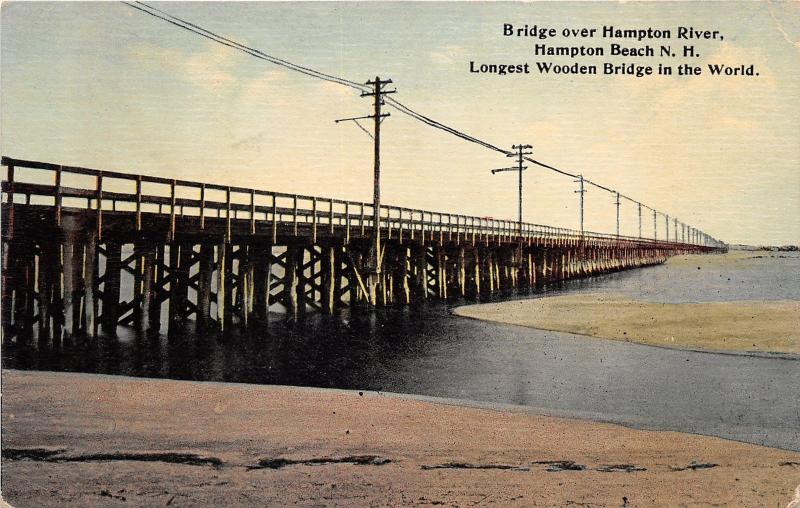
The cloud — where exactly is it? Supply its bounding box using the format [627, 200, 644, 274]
[317, 80, 355, 98]
[183, 45, 237, 93]
[127, 42, 239, 94]
[127, 42, 182, 68]
[429, 45, 466, 65]
[237, 69, 290, 103]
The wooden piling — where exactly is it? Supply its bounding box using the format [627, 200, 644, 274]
[458, 247, 466, 297]
[197, 242, 214, 327]
[322, 245, 336, 314]
[62, 241, 77, 337]
[285, 245, 299, 319]
[139, 244, 156, 332]
[83, 233, 98, 337]
[36, 244, 54, 341]
[216, 242, 227, 330]
[252, 244, 271, 320]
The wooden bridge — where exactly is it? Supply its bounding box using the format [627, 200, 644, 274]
[1, 156, 724, 341]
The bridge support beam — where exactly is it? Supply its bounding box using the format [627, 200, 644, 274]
[0, 201, 724, 340]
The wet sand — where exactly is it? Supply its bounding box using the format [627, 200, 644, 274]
[2, 370, 799, 507]
[454, 294, 799, 354]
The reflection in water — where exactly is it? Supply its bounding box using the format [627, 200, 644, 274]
[4, 256, 800, 451]
[5, 254, 799, 387]
[4, 297, 541, 389]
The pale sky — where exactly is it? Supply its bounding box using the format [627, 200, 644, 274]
[2, 1, 799, 245]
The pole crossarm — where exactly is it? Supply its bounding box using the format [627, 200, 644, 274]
[491, 167, 526, 174]
[490, 145, 532, 238]
[335, 115, 388, 140]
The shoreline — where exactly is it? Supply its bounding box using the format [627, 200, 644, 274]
[3, 370, 800, 507]
[453, 294, 799, 355]
[451, 251, 799, 356]
[16, 368, 799, 449]
[452, 308, 800, 361]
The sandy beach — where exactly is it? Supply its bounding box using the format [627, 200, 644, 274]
[455, 294, 799, 354]
[455, 253, 800, 355]
[2, 369, 799, 507]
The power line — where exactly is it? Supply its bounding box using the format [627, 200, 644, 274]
[384, 97, 511, 155]
[120, 1, 718, 244]
[123, 1, 368, 92]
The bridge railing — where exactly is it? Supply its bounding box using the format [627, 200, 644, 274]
[1, 157, 705, 247]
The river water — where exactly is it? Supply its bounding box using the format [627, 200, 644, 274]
[4, 252, 799, 451]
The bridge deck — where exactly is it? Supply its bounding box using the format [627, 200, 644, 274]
[1, 157, 721, 342]
[1, 157, 701, 248]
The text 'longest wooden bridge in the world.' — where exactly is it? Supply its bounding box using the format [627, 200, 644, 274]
[2, 156, 724, 342]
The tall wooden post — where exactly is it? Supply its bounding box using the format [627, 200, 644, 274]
[285, 245, 299, 319]
[101, 242, 122, 335]
[150, 244, 164, 332]
[322, 245, 336, 315]
[296, 247, 307, 317]
[222, 243, 234, 332]
[332, 246, 343, 309]
[216, 242, 228, 331]
[252, 244, 271, 320]
[239, 244, 252, 327]
[473, 247, 481, 296]
[197, 242, 214, 327]
[36, 244, 54, 341]
[139, 244, 156, 333]
[62, 240, 76, 338]
[83, 233, 98, 337]
[458, 247, 466, 297]
[414, 244, 428, 300]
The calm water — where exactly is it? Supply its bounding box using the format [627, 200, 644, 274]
[4, 252, 799, 450]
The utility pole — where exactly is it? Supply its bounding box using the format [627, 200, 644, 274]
[614, 192, 621, 237]
[335, 76, 395, 306]
[665, 214, 670, 242]
[653, 210, 657, 240]
[674, 217, 679, 244]
[574, 175, 586, 237]
[637, 202, 642, 238]
[490, 144, 532, 237]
